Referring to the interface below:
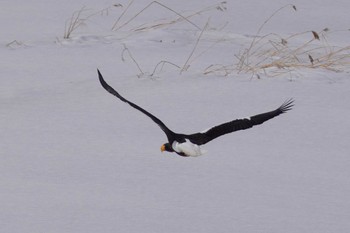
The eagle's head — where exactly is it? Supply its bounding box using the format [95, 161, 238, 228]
[160, 143, 173, 153]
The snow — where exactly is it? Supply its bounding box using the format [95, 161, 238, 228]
[1, 1, 350, 233]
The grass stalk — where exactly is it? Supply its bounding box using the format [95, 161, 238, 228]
[121, 44, 144, 75]
[180, 20, 209, 73]
[112, 1, 201, 31]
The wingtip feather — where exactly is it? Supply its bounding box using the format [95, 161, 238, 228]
[97, 69, 105, 84]
[279, 98, 294, 113]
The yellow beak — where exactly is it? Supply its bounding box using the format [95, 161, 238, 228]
[160, 144, 165, 152]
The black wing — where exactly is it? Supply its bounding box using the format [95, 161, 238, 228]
[98, 69, 176, 142]
[187, 99, 294, 145]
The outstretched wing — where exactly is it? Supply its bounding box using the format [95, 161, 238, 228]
[98, 69, 175, 142]
[187, 99, 294, 145]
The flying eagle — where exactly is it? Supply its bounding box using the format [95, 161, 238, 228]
[98, 70, 294, 157]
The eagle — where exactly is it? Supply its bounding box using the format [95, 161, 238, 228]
[98, 69, 294, 157]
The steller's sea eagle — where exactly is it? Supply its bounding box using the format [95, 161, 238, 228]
[98, 69, 294, 157]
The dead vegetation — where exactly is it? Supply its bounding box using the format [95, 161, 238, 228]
[64, 1, 227, 38]
[204, 4, 350, 77]
[62, 2, 350, 77]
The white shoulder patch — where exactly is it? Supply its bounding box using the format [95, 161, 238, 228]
[172, 140, 205, 157]
[200, 127, 211, 133]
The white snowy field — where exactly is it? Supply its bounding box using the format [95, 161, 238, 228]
[1, 1, 350, 233]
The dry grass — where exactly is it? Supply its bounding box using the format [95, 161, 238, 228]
[62, 1, 227, 77]
[114, 1, 227, 77]
[64, 6, 89, 39]
[180, 20, 210, 73]
[150, 61, 181, 76]
[121, 44, 144, 77]
[111, 1, 201, 31]
[63, 1, 227, 37]
[63, 3, 350, 77]
[235, 29, 350, 77]
[204, 4, 350, 77]
[111, 1, 227, 32]
[64, 5, 120, 39]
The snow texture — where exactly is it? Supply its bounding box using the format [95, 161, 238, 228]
[1, 1, 350, 233]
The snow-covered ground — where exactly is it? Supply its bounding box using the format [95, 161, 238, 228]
[1, 1, 350, 233]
